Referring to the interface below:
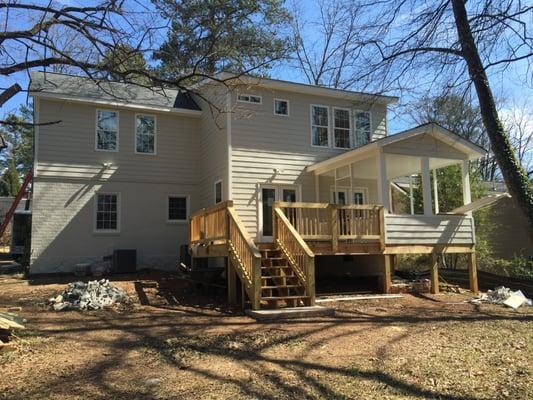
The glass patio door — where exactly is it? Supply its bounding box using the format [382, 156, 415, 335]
[260, 185, 298, 241]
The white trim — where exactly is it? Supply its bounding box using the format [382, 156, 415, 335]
[332, 106, 352, 149]
[236, 93, 262, 104]
[166, 194, 190, 224]
[95, 109, 119, 152]
[214, 179, 223, 204]
[329, 186, 368, 204]
[353, 109, 372, 147]
[226, 93, 232, 201]
[273, 98, 290, 117]
[134, 113, 157, 155]
[93, 192, 121, 234]
[33, 98, 40, 177]
[310, 104, 330, 148]
[30, 92, 202, 117]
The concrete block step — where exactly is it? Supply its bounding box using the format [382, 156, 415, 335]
[246, 306, 335, 321]
[261, 295, 309, 301]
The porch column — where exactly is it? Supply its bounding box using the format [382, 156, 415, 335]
[376, 150, 390, 213]
[461, 160, 472, 213]
[433, 169, 439, 214]
[420, 157, 433, 215]
[409, 175, 415, 214]
[314, 173, 320, 202]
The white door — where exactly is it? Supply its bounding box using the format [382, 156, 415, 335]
[259, 184, 299, 241]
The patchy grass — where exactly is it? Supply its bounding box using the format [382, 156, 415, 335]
[0, 274, 531, 400]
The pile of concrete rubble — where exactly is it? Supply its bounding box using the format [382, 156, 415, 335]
[49, 279, 130, 311]
[0, 311, 25, 352]
[469, 286, 532, 309]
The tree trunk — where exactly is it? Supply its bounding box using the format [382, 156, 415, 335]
[451, 0, 533, 233]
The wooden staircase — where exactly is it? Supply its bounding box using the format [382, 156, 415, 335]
[258, 243, 309, 308]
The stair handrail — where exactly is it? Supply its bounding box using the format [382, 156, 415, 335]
[226, 205, 262, 309]
[273, 205, 315, 306]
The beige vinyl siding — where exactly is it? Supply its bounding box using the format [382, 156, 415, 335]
[36, 99, 201, 185]
[383, 133, 466, 159]
[230, 87, 388, 238]
[31, 178, 198, 273]
[384, 215, 475, 245]
[196, 86, 229, 208]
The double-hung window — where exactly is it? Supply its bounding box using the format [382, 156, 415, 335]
[311, 105, 329, 147]
[274, 99, 289, 116]
[95, 193, 119, 232]
[135, 114, 156, 154]
[354, 111, 371, 147]
[168, 196, 188, 222]
[96, 110, 118, 151]
[214, 180, 222, 204]
[333, 108, 351, 149]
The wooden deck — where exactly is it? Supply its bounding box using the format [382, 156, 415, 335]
[189, 201, 478, 310]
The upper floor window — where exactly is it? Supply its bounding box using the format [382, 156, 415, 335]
[95, 193, 119, 232]
[355, 111, 371, 147]
[135, 114, 156, 154]
[311, 105, 329, 147]
[168, 195, 188, 222]
[333, 108, 351, 149]
[237, 94, 262, 104]
[96, 110, 118, 151]
[274, 99, 289, 116]
[214, 180, 222, 204]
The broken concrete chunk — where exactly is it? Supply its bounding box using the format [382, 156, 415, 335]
[49, 279, 130, 311]
[469, 286, 532, 309]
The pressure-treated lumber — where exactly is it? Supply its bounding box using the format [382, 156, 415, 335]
[430, 253, 439, 294]
[468, 251, 479, 293]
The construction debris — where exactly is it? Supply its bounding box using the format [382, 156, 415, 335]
[469, 286, 532, 309]
[48, 279, 130, 311]
[0, 311, 25, 351]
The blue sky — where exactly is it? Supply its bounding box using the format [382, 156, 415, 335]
[1, 0, 531, 135]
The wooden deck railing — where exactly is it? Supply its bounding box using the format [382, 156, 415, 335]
[273, 208, 315, 306]
[189, 200, 262, 309]
[274, 202, 384, 252]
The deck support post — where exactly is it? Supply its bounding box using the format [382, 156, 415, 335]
[468, 250, 479, 293]
[227, 259, 237, 305]
[390, 254, 397, 276]
[381, 255, 392, 294]
[430, 252, 439, 294]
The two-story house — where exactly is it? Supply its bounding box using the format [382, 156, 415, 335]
[29, 71, 486, 310]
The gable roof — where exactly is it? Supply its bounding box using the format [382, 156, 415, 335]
[307, 122, 487, 174]
[197, 72, 399, 105]
[29, 71, 201, 114]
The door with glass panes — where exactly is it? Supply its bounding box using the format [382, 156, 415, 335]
[259, 185, 300, 241]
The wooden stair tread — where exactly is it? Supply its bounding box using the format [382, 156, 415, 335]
[261, 285, 303, 289]
[261, 274, 297, 279]
[261, 265, 290, 269]
[261, 295, 310, 300]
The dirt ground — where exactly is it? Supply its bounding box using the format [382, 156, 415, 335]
[0, 272, 532, 400]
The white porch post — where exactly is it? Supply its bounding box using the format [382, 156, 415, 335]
[314, 173, 320, 202]
[376, 150, 390, 213]
[408, 175, 415, 215]
[349, 163, 353, 205]
[421, 157, 433, 215]
[334, 168, 338, 204]
[432, 169, 439, 214]
[462, 160, 472, 213]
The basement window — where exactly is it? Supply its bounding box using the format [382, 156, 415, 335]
[95, 193, 119, 232]
[168, 195, 188, 222]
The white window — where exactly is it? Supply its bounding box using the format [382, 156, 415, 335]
[330, 187, 368, 205]
[96, 110, 118, 151]
[168, 195, 188, 222]
[237, 94, 262, 104]
[333, 108, 351, 149]
[274, 99, 289, 116]
[353, 190, 366, 204]
[311, 105, 329, 147]
[354, 111, 371, 147]
[214, 180, 222, 204]
[95, 193, 119, 232]
[135, 114, 156, 154]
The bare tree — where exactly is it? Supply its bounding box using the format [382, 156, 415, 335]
[333, 0, 533, 230]
[0, 1, 290, 123]
[291, 0, 364, 89]
[503, 101, 533, 177]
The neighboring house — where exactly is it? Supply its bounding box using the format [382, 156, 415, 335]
[29, 71, 487, 309]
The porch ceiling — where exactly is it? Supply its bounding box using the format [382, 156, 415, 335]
[307, 123, 487, 178]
